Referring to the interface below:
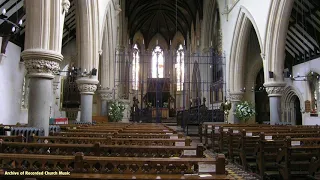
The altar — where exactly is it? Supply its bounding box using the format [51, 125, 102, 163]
[152, 108, 169, 119]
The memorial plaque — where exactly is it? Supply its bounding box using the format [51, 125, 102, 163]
[305, 100, 311, 113]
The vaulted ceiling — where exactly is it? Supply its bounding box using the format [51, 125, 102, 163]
[125, 0, 203, 47]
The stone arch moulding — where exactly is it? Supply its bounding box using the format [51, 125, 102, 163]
[263, 0, 294, 84]
[281, 85, 304, 108]
[247, 58, 263, 87]
[99, 0, 115, 52]
[281, 85, 304, 122]
[228, 6, 263, 93]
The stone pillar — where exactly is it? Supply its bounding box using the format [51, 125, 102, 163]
[119, 99, 130, 123]
[265, 83, 285, 125]
[99, 89, 113, 116]
[228, 92, 244, 124]
[22, 50, 62, 135]
[76, 78, 98, 123]
[21, 0, 69, 135]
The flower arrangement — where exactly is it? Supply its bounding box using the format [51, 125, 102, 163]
[235, 101, 256, 122]
[163, 102, 168, 108]
[108, 101, 126, 122]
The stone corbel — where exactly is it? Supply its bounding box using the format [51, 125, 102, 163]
[62, 0, 70, 14]
[0, 53, 6, 64]
[99, 88, 113, 101]
[228, 92, 244, 102]
[112, 0, 122, 15]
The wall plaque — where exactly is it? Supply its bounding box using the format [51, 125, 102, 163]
[305, 100, 311, 113]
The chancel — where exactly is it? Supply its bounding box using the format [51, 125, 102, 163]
[0, 0, 320, 179]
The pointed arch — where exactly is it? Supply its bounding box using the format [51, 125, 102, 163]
[176, 44, 185, 91]
[152, 46, 165, 78]
[228, 8, 263, 93]
[281, 85, 303, 124]
[132, 44, 140, 90]
[263, 0, 294, 84]
[192, 61, 201, 99]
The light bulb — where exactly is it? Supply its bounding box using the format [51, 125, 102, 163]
[2, 9, 6, 15]
[11, 26, 16, 32]
[18, 19, 23, 26]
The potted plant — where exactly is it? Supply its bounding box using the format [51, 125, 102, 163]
[235, 101, 256, 123]
[108, 101, 126, 122]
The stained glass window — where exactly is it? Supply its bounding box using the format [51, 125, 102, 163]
[176, 44, 184, 91]
[152, 46, 164, 78]
[132, 44, 139, 90]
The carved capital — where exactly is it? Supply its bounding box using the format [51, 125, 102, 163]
[265, 86, 285, 97]
[21, 49, 63, 79]
[99, 89, 113, 101]
[228, 92, 244, 102]
[76, 78, 99, 95]
[77, 84, 97, 94]
[264, 82, 286, 97]
[62, 0, 70, 13]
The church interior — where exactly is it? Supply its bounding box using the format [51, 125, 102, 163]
[0, 0, 320, 179]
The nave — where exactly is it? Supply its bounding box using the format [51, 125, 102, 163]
[0, 122, 230, 180]
[1, 122, 320, 179]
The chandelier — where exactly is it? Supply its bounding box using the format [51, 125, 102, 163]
[1, 8, 23, 34]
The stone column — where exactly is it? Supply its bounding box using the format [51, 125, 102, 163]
[228, 92, 244, 124]
[21, 0, 69, 136]
[76, 78, 98, 123]
[119, 99, 130, 123]
[99, 89, 113, 116]
[265, 83, 285, 125]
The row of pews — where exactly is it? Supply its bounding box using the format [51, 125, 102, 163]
[199, 123, 320, 179]
[0, 123, 232, 179]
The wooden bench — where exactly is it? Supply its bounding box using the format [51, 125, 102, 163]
[113, 132, 184, 139]
[277, 137, 320, 180]
[50, 132, 114, 138]
[255, 132, 320, 179]
[31, 136, 192, 146]
[0, 142, 205, 158]
[0, 153, 229, 179]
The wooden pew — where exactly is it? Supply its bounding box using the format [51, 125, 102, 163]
[113, 132, 184, 139]
[0, 153, 229, 179]
[255, 132, 320, 179]
[50, 132, 114, 138]
[277, 137, 320, 180]
[0, 142, 205, 158]
[31, 136, 192, 146]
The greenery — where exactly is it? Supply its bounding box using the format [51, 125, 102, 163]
[235, 101, 256, 122]
[163, 102, 168, 108]
[108, 101, 126, 122]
